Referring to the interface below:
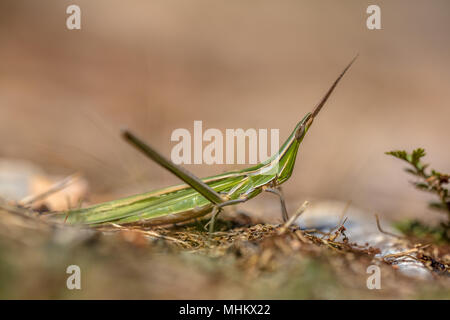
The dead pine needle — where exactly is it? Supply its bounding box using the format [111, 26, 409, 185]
[278, 200, 309, 235]
[375, 214, 404, 239]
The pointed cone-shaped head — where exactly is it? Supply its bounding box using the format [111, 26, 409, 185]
[275, 56, 357, 184]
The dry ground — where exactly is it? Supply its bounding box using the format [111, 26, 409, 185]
[0, 201, 448, 299]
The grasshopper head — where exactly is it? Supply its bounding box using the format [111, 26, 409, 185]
[294, 113, 313, 141]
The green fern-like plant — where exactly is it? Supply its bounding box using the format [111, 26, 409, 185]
[386, 148, 449, 241]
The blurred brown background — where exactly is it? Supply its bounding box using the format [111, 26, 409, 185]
[0, 0, 449, 221]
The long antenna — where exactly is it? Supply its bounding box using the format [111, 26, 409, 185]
[311, 54, 358, 118]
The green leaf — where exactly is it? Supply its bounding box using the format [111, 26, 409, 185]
[428, 202, 447, 211]
[411, 148, 426, 165]
[385, 150, 408, 161]
[404, 168, 418, 175]
[414, 182, 430, 191]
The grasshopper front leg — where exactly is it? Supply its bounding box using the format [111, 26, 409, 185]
[263, 185, 289, 222]
[206, 196, 250, 234]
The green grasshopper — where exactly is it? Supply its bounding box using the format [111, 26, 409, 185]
[61, 57, 356, 231]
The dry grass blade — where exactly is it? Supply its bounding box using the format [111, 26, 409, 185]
[278, 201, 309, 235]
[321, 200, 351, 239]
[383, 248, 420, 261]
[19, 173, 80, 207]
[109, 223, 189, 246]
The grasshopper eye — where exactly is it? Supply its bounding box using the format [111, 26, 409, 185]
[295, 124, 306, 140]
[295, 115, 313, 140]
